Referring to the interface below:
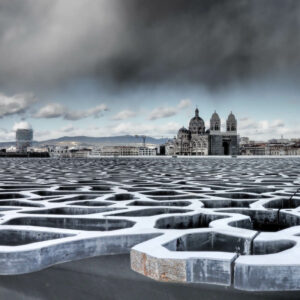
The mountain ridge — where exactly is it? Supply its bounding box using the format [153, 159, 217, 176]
[0, 135, 170, 147]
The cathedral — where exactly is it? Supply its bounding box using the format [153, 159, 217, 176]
[168, 108, 239, 156]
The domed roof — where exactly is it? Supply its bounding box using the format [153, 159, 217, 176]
[210, 111, 220, 121]
[189, 108, 205, 125]
[227, 112, 236, 122]
[178, 126, 189, 133]
[188, 108, 205, 134]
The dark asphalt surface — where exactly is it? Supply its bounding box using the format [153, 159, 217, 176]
[0, 254, 299, 300]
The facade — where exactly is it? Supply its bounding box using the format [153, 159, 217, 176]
[169, 108, 239, 156]
[266, 143, 300, 156]
[88, 148, 102, 158]
[240, 141, 300, 156]
[101, 145, 157, 156]
[138, 147, 157, 156]
[48, 146, 69, 158]
[48, 145, 158, 158]
[16, 128, 33, 153]
[240, 144, 266, 155]
[69, 148, 92, 158]
[164, 141, 175, 156]
[27, 147, 49, 153]
[101, 146, 138, 156]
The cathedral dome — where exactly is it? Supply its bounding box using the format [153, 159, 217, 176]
[189, 108, 205, 134]
[227, 112, 236, 122]
[178, 127, 189, 133]
[177, 127, 190, 139]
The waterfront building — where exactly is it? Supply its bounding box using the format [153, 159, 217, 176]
[16, 127, 33, 153]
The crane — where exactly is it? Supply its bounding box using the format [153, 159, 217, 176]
[135, 135, 147, 147]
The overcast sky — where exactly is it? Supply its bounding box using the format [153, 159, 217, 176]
[0, 0, 300, 141]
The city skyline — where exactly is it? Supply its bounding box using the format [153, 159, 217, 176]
[3, 106, 297, 144]
[1, 0, 300, 141]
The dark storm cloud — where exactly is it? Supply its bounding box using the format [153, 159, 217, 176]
[110, 0, 300, 89]
[1, 0, 300, 92]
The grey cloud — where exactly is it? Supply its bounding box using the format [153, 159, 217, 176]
[64, 104, 108, 120]
[149, 99, 191, 120]
[0, 92, 37, 118]
[148, 107, 177, 121]
[112, 110, 137, 120]
[33, 103, 65, 119]
[1, 0, 300, 93]
[33, 103, 108, 120]
[239, 118, 286, 135]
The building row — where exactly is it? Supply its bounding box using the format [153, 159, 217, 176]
[48, 145, 158, 158]
[240, 142, 300, 156]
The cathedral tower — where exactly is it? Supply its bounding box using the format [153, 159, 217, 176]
[210, 111, 221, 132]
[226, 112, 237, 133]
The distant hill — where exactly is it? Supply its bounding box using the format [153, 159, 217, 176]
[0, 135, 169, 147]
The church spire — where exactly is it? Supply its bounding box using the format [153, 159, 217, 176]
[195, 107, 199, 117]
